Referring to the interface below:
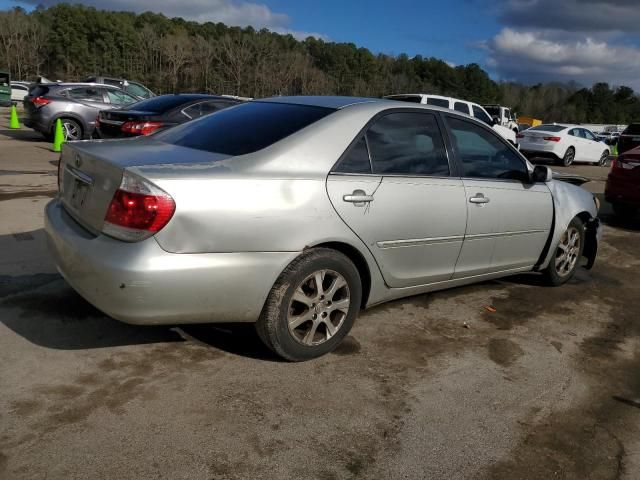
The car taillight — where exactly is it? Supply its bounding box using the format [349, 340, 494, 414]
[32, 96, 52, 107]
[543, 136, 561, 142]
[516, 133, 525, 139]
[121, 121, 163, 136]
[102, 172, 175, 242]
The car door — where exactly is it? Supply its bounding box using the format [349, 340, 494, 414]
[66, 87, 110, 129]
[444, 115, 553, 278]
[582, 128, 604, 162]
[327, 111, 468, 288]
[567, 128, 586, 160]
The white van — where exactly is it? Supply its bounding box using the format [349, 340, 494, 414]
[384, 94, 518, 146]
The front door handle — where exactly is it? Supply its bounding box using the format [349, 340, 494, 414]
[343, 189, 374, 206]
[469, 193, 490, 204]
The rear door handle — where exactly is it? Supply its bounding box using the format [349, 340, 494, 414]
[343, 189, 374, 206]
[469, 193, 490, 204]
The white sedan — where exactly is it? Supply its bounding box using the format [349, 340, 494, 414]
[518, 124, 609, 166]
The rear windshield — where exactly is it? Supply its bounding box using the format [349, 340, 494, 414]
[386, 95, 422, 104]
[130, 95, 205, 113]
[158, 101, 335, 156]
[529, 124, 567, 132]
[28, 85, 49, 97]
[623, 123, 640, 135]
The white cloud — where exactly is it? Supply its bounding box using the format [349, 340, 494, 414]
[486, 28, 640, 89]
[16, 0, 326, 38]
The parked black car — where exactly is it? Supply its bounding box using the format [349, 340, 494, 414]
[96, 94, 243, 138]
[618, 123, 640, 154]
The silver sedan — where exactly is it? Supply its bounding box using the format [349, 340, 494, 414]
[45, 96, 601, 361]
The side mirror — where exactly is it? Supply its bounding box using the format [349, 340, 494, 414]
[532, 165, 552, 183]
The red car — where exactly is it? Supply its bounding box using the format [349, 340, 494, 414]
[605, 145, 640, 217]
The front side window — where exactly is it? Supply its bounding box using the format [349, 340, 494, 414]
[472, 105, 493, 126]
[454, 102, 470, 115]
[447, 116, 528, 182]
[335, 136, 371, 174]
[426, 97, 450, 108]
[67, 87, 105, 103]
[364, 112, 449, 176]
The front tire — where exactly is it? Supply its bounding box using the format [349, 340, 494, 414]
[544, 217, 585, 286]
[598, 150, 609, 166]
[256, 248, 362, 361]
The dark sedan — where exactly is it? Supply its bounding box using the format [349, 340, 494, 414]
[96, 94, 244, 138]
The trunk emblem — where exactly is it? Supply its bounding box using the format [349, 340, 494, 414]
[74, 153, 82, 168]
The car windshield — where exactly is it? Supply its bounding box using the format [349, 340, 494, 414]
[126, 82, 151, 98]
[529, 124, 567, 132]
[157, 101, 335, 156]
[623, 123, 640, 135]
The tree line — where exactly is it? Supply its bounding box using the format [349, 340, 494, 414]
[1, 4, 639, 124]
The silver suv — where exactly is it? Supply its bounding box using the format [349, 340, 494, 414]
[23, 83, 139, 140]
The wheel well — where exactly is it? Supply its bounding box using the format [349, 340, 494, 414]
[310, 242, 371, 309]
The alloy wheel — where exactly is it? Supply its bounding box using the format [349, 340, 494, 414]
[563, 149, 574, 166]
[554, 226, 581, 277]
[63, 121, 81, 140]
[599, 151, 609, 166]
[287, 269, 350, 346]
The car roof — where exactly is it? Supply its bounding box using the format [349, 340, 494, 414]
[258, 95, 384, 109]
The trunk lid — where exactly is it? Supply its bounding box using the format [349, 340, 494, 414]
[59, 139, 229, 234]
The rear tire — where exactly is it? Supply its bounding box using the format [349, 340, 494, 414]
[543, 217, 584, 286]
[54, 118, 83, 141]
[561, 147, 575, 167]
[256, 248, 362, 361]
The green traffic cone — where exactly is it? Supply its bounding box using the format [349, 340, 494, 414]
[52, 118, 65, 152]
[9, 104, 20, 129]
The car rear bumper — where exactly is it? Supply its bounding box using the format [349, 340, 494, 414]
[45, 199, 299, 325]
[520, 146, 561, 160]
[605, 177, 640, 206]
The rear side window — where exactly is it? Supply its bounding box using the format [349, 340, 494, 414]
[365, 112, 449, 176]
[454, 102, 470, 115]
[335, 136, 371, 174]
[67, 87, 104, 103]
[448, 116, 528, 182]
[158, 102, 335, 156]
[472, 105, 492, 125]
[29, 86, 49, 97]
[623, 123, 640, 135]
[426, 97, 449, 108]
[182, 100, 235, 119]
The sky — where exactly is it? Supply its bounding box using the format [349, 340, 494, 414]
[3, 0, 640, 90]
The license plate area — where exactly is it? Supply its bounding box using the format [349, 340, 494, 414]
[69, 179, 89, 209]
[63, 166, 94, 211]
